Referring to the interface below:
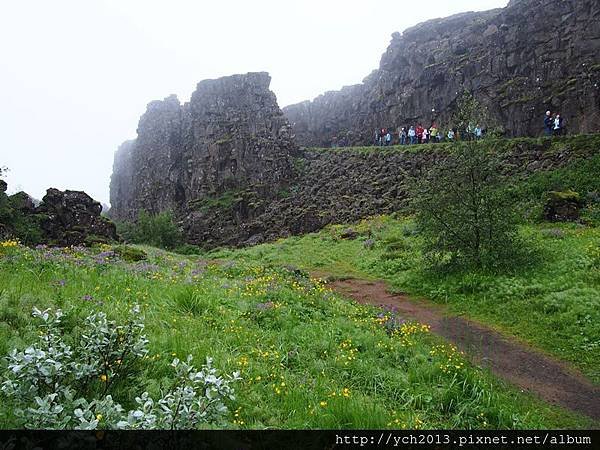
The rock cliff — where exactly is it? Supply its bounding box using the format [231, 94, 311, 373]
[283, 0, 600, 147]
[109, 72, 297, 223]
[181, 135, 597, 248]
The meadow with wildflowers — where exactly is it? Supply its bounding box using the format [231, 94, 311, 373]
[212, 216, 600, 386]
[0, 239, 594, 429]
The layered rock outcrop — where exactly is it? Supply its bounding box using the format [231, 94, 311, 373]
[283, 0, 600, 147]
[36, 189, 118, 246]
[109, 72, 296, 223]
[183, 135, 597, 247]
[0, 183, 118, 246]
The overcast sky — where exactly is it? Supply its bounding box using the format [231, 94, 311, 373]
[0, 0, 508, 206]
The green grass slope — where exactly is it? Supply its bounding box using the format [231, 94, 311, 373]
[0, 242, 593, 429]
[212, 217, 600, 385]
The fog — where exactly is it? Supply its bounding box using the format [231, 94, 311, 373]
[0, 0, 507, 206]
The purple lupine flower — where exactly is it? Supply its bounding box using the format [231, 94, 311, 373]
[256, 301, 275, 311]
[95, 250, 117, 264]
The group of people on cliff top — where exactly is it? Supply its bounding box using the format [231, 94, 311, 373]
[373, 124, 485, 146]
[370, 110, 565, 147]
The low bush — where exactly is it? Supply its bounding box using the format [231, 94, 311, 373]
[113, 245, 147, 262]
[1, 305, 240, 429]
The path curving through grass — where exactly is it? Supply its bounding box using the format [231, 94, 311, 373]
[328, 277, 600, 422]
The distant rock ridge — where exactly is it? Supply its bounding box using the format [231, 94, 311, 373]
[283, 0, 600, 147]
[109, 72, 297, 225]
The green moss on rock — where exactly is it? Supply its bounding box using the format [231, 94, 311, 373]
[113, 245, 147, 262]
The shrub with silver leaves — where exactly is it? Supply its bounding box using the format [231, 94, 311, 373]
[1, 306, 240, 429]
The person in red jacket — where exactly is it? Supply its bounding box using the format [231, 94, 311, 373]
[416, 125, 424, 144]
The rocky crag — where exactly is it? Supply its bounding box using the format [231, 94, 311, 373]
[109, 72, 297, 225]
[283, 0, 600, 147]
[180, 136, 598, 247]
[0, 181, 118, 246]
[110, 0, 600, 248]
[110, 76, 599, 249]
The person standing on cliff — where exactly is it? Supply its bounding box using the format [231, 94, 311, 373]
[553, 114, 564, 136]
[416, 125, 424, 144]
[429, 124, 438, 143]
[408, 126, 416, 145]
[399, 127, 407, 145]
[380, 128, 386, 146]
[544, 111, 553, 136]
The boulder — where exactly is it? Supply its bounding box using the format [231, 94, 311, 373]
[36, 188, 119, 246]
[543, 190, 583, 222]
[340, 228, 359, 240]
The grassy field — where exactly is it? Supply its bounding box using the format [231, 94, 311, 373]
[0, 241, 594, 429]
[211, 217, 600, 385]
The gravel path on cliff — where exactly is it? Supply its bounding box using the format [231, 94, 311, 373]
[327, 277, 600, 421]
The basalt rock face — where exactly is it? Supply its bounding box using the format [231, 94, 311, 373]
[283, 0, 600, 147]
[183, 135, 598, 248]
[109, 72, 297, 227]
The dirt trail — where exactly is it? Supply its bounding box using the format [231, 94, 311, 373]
[329, 277, 600, 421]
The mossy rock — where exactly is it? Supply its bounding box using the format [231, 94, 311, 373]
[546, 190, 582, 204]
[113, 245, 147, 262]
[543, 190, 582, 222]
[84, 234, 112, 246]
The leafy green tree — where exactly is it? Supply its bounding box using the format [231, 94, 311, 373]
[117, 210, 183, 250]
[451, 92, 504, 138]
[411, 94, 521, 271]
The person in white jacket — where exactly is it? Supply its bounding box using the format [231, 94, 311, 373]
[408, 126, 416, 145]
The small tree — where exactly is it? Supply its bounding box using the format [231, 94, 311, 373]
[410, 94, 520, 271]
[117, 210, 183, 250]
[451, 92, 504, 139]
